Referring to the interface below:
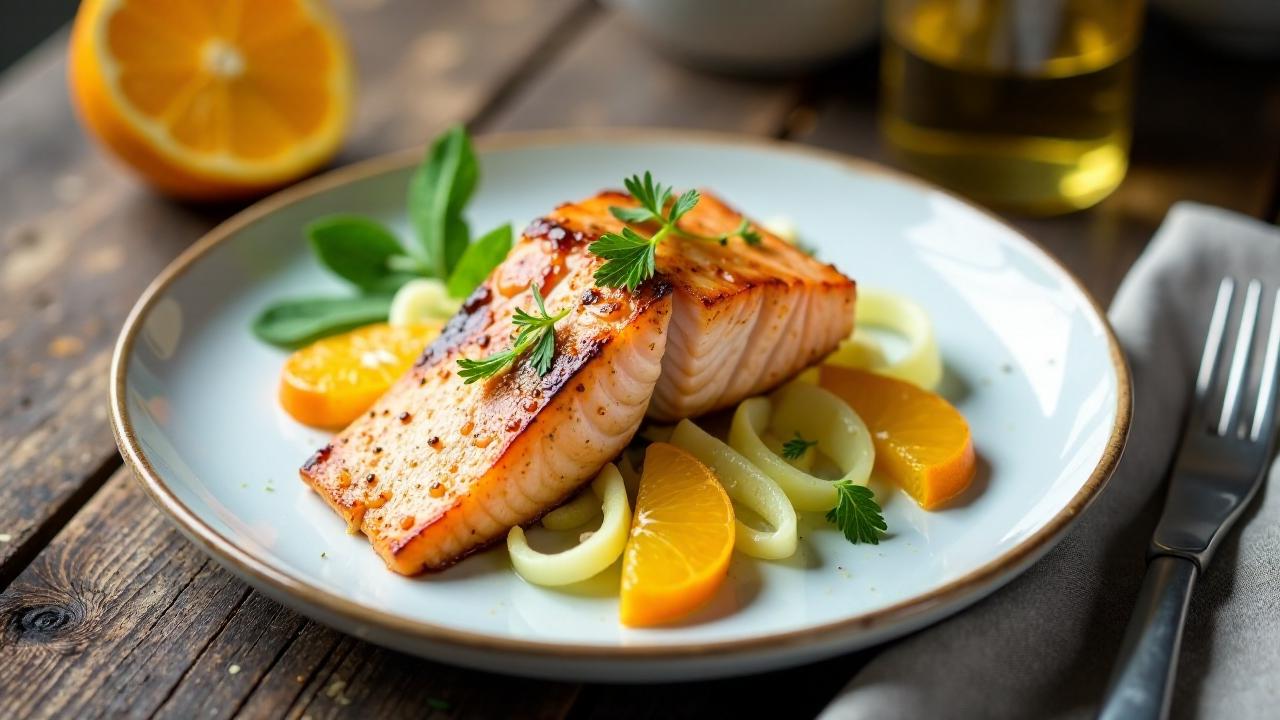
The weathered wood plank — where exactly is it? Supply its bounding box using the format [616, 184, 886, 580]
[561, 657, 863, 720]
[277, 637, 580, 720]
[0, 0, 588, 586]
[791, 19, 1280, 304]
[484, 11, 802, 134]
[152, 591, 313, 718]
[0, 469, 582, 720]
[0, 469, 246, 718]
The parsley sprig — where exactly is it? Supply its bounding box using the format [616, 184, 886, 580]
[826, 481, 887, 545]
[781, 433, 819, 460]
[456, 284, 568, 383]
[590, 172, 761, 290]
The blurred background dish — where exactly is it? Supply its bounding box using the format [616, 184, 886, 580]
[1153, 0, 1280, 57]
[602, 0, 879, 74]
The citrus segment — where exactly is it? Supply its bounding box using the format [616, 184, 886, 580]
[620, 443, 735, 627]
[819, 366, 976, 510]
[280, 322, 440, 429]
[69, 0, 351, 199]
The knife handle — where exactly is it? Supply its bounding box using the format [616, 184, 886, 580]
[1098, 555, 1198, 720]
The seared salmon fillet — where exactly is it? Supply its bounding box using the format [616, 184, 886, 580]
[300, 190, 853, 574]
[643, 192, 855, 420]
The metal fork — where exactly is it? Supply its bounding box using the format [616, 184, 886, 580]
[1099, 278, 1280, 720]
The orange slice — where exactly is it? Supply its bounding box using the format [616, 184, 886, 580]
[69, 0, 351, 199]
[280, 322, 440, 429]
[620, 443, 735, 627]
[819, 365, 976, 510]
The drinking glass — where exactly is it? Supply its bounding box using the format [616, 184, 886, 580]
[881, 0, 1145, 215]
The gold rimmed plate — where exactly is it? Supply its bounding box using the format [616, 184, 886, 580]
[110, 129, 1130, 681]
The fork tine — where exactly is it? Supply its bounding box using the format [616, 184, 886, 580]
[1195, 278, 1235, 401]
[1219, 280, 1263, 436]
[1250, 289, 1280, 441]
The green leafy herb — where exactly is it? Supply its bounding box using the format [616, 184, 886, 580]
[591, 172, 700, 290]
[254, 127, 514, 349]
[456, 284, 568, 382]
[446, 223, 512, 298]
[781, 433, 818, 460]
[252, 295, 394, 349]
[608, 171, 700, 227]
[306, 215, 417, 293]
[408, 124, 478, 277]
[825, 481, 887, 545]
[593, 171, 762, 290]
[589, 227, 659, 292]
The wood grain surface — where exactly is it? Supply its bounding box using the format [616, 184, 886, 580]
[1, 3, 1278, 719]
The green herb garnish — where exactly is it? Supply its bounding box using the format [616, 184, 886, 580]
[590, 171, 760, 290]
[446, 224, 514, 298]
[408, 124, 480, 276]
[251, 295, 394, 349]
[781, 433, 818, 460]
[253, 126, 513, 348]
[825, 481, 887, 545]
[456, 284, 568, 382]
[306, 215, 420, 293]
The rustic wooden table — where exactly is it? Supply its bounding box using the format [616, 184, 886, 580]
[1, 2, 1278, 718]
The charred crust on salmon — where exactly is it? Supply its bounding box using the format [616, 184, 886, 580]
[302, 444, 332, 473]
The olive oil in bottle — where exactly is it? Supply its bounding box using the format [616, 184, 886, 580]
[881, 0, 1144, 215]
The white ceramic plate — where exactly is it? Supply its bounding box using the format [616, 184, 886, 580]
[111, 130, 1130, 682]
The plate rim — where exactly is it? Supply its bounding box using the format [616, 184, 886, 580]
[109, 127, 1132, 661]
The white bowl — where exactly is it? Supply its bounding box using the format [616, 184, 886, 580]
[603, 0, 880, 73]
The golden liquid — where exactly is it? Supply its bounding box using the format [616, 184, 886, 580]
[882, 0, 1144, 215]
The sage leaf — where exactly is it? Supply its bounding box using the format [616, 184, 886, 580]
[307, 215, 414, 293]
[446, 224, 512, 298]
[251, 295, 393, 349]
[408, 125, 478, 277]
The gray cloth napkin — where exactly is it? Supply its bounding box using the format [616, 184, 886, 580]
[820, 202, 1280, 720]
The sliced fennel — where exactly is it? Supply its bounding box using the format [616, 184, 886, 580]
[671, 420, 797, 560]
[730, 381, 875, 511]
[388, 278, 462, 326]
[827, 288, 942, 390]
[507, 464, 630, 586]
[541, 489, 600, 530]
[616, 451, 642, 500]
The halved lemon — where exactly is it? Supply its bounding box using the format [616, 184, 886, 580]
[820, 365, 976, 509]
[280, 322, 440, 429]
[619, 442, 735, 627]
[69, 0, 352, 199]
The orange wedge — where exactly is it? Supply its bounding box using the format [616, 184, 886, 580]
[280, 322, 440, 429]
[620, 443, 735, 627]
[69, 0, 351, 199]
[820, 365, 976, 510]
